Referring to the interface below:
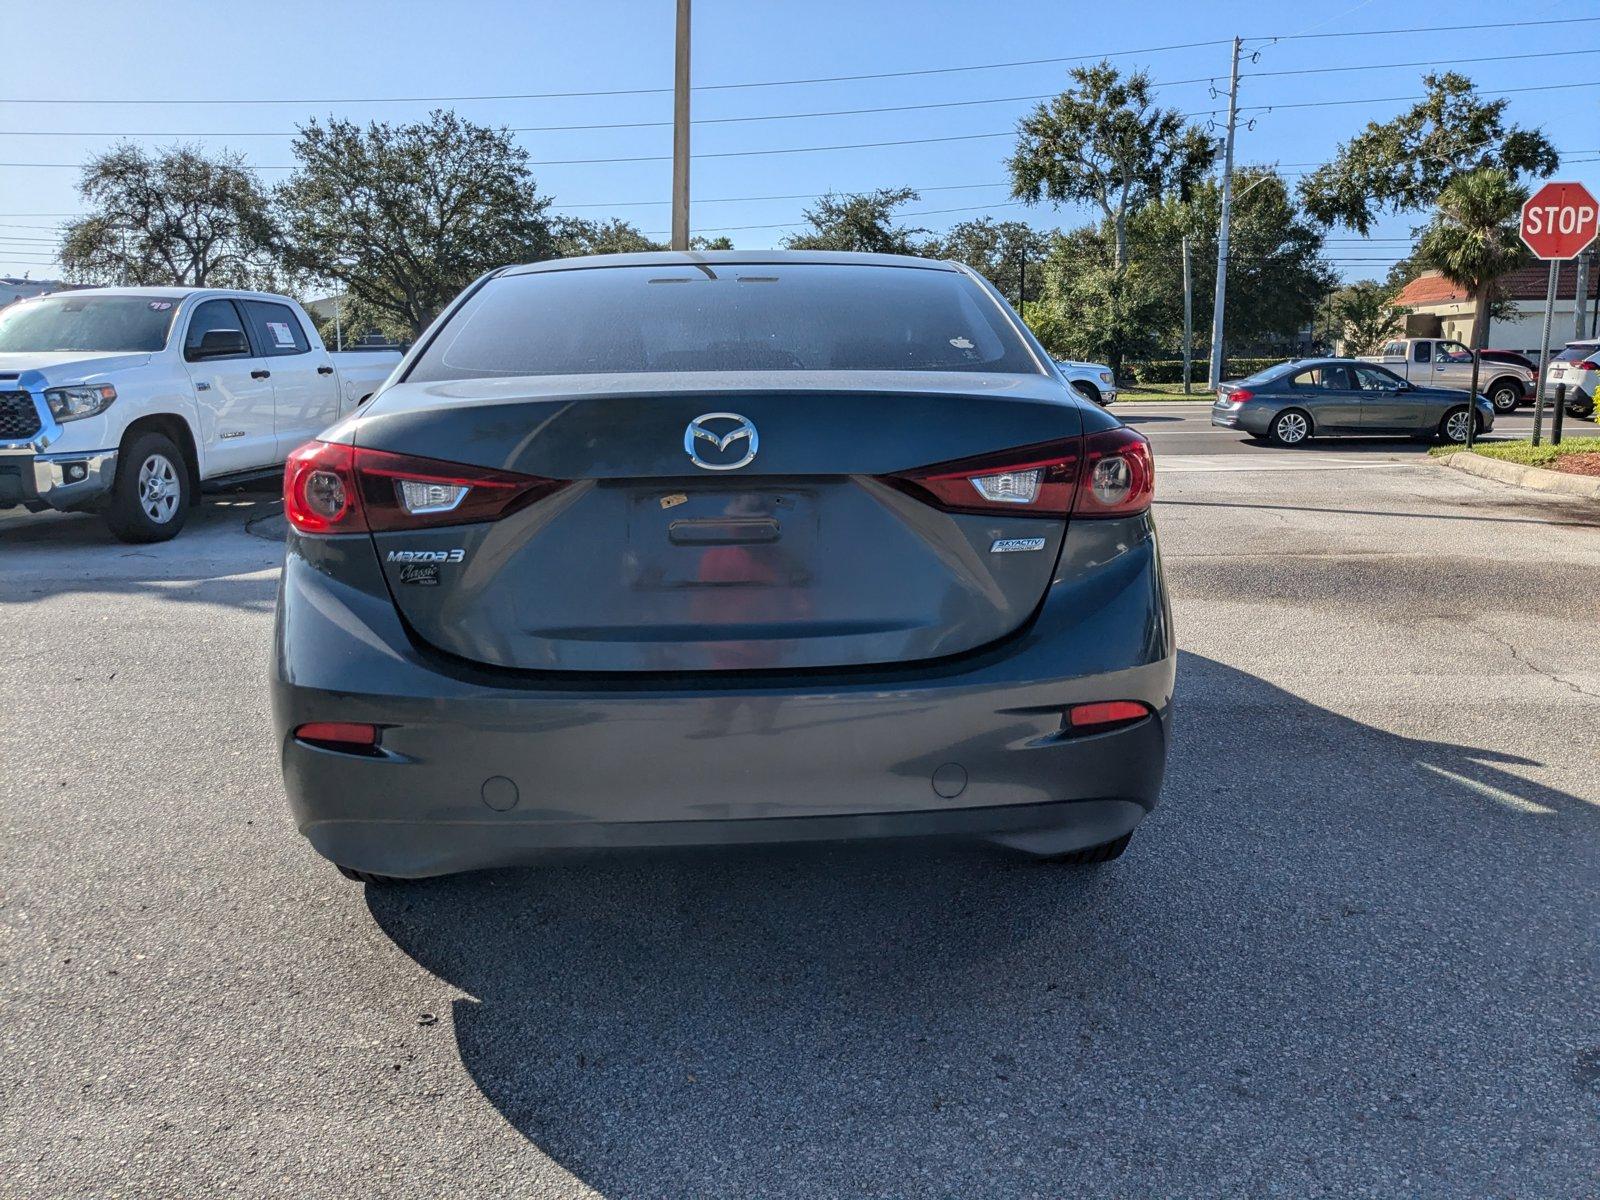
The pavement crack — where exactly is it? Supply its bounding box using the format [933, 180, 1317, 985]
[1489, 633, 1600, 701]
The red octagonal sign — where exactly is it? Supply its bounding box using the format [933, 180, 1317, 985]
[1521, 181, 1600, 260]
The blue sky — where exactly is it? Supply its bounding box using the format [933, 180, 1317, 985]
[2, 0, 1596, 285]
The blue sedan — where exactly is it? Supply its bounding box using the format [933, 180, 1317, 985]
[1210, 359, 1496, 445]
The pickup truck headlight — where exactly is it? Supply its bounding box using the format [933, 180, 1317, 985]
[44, 384, 116, 422]
[1098, 371, 1113, 384]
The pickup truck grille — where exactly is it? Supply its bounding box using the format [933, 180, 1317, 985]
[0, 391, 41, 440]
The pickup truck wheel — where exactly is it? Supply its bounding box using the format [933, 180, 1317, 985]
[1488, 381, 1522, 413]
[104, 432, 190, 543]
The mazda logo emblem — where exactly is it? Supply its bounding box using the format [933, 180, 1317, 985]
[684, 412, 758, 471]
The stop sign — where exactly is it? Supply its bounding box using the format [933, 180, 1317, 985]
[1520, 181, 1599, 260]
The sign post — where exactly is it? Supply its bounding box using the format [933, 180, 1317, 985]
[1519, 182, 1599, 446]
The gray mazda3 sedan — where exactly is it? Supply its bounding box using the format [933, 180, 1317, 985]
[271, 251, 1174, 881]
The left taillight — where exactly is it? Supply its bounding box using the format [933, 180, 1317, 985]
[283, 441, 568, 535]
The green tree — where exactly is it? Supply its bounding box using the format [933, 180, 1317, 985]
[1008, 61, 1213, 370]
[1299, 73, 1558, 234]
[1131, 169, 1336, 358]
[556, 217, 662, 256]
[276, 110, 558, 338]
[1328, 280, 1407, 354]
[554, 218, 732, 256]
[784, 188, 927, 253]
[1008, 62, 1214, 273]
[927, 218, 1050, 311]
[1414, 168, 1530, 427]
[1027, 226, 1164, 365]
[60, 143, 278, 287]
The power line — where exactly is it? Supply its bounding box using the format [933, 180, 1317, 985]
[1258, 14, 1600, 42]
[1245, 46, 1600, 81]
[9, 46, 1595, 141]
[0, 85, 1225, 139]
[1244, 78, 1600, 114]
[0, 38, 1236, 107]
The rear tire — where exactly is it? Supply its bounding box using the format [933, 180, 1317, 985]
[1268, 408, 1312, 446]
[1567, 401, 1595, 418]
[103, 432, 190, 543]
[1041, 832, 1133, 865]
[1438, 406, 1477, 444]
[336, 864, 407, 885]
[1488, 380, 1522, 414]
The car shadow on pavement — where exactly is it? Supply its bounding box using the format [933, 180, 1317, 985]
[365, 651, 1598, 1198]
[0, 488, 284, 611]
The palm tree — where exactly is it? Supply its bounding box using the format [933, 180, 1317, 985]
[1416, 168, 1530, 445]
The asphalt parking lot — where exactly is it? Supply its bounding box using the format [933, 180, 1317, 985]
[3, 417, 1598, 1199]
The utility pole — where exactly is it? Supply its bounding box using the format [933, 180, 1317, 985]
[1182, 234, 1193, 394]
[332, 293, 343, 352]
[1574, 250, 1591, 341]
[1532, 260, 1559, 447]
[1207, 35, 1242, 391]
[1017, 246, 1026, 319]
[670, 0, 691, 251]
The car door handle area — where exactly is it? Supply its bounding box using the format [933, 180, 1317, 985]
[251, 369, 272, 380]
[317, 365, 334, 375]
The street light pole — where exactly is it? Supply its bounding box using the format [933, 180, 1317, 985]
[1182, 234, 1193, 395]
[1207, 35, 1242, 391]
[671, 0, 691, 251]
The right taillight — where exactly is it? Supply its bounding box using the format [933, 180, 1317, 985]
[1072, 427, 1154, 518]
[283, 441, 568, 535]
[880, 428, 1153, 520]
[1574, 360, 1600, 371]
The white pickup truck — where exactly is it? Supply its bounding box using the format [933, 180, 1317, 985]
[0, 286, 399, 541]
[1358, 337, 1533, 415]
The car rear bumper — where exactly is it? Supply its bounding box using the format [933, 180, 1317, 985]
[272, 514, 1176, 877]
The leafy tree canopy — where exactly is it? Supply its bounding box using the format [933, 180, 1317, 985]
[60, 143, 278, 288]
[1328, 280, 1408, 355]
[1008, 61, 1214, 269]
[926, 218, 1050, 307]
[1299, 73, 1558, 234]
[783, 188, 927, 254]
[1414, 166, 1530, 348]
[276, 110, 558, 337]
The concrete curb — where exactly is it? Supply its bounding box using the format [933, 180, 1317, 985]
[1438, 449, 1600, 499]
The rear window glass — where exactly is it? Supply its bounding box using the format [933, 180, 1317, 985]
[1234, 364, 1289, 386]
[0, 293, 181, 353]
[407, 263, 1041, 380]
[1553, 343, 1600, 363]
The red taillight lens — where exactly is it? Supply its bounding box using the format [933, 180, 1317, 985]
[284, 441, 362, 533]
[283, 442, 568, 534]
[1067, 700, 1150, 733]
[1228, 388, 1255, 403]
[1574, 360, 1600, 371]
[1074, 427, 1154, 518]
[880, 429, 1153, 520]
[881, 437, 1080, 516]
[294, 721, 380, 751]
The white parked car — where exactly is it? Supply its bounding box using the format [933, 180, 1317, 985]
[1543, 340, 1600, 417]
[0, 287, 400, 541]
[1053, 358, 1118, 406]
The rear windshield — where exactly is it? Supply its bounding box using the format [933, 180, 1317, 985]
[407, 263, 1041, 380]
[0, 294, 181, 353]
[1553, 343, 1600, 362]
